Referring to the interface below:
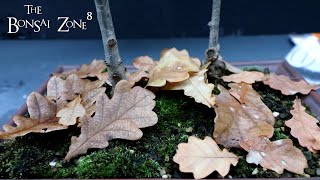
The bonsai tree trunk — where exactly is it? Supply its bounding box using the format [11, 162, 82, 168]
[205, 0, 221, 63]
[94, 0, 126, 88]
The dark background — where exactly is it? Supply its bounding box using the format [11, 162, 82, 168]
[0, 0, 320, 39]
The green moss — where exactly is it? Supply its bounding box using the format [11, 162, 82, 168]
[0, 91, 214, 178]
[0, 69, 319, 178]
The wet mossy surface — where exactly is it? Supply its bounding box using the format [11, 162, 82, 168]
[1, 65, 320, 178]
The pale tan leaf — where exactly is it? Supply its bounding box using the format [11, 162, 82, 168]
[65, 80, 158, 160]
[222, 71, 265, 84]
[213, 86, 274, 148]
[128, 70, 149, 84]
[240, 137, 308, 175]
[285, 99, 320, 153]
[147, 48, 200, 87]
[57, 96, 86, 126]
[263, 74, 320, 95]
[47, 76, 71, 100]
[0, 92, 66, 140]
[81, 87, 106, 114]
[133, 56, 157, 72]
[173, 136, 238, 179]
[163, 69, 215, 107]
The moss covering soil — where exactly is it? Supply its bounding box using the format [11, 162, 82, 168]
[1, 66, 320, 178]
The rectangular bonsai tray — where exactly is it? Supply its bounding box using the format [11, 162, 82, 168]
[3, 60, 320, 180]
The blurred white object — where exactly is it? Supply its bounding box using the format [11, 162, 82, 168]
[286, 34, 320, 73]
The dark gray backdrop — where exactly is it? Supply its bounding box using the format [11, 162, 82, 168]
[1, 0, 320, 39]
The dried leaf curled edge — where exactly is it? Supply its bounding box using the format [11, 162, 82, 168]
[173, 136, 238, 179]
[285, 99, 320, 153]
[64, 80, 158, 160]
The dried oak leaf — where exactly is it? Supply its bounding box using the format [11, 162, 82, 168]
[57, 96, 86, 126]
[147, 48, 200, 87]
[0, 92, 66, 140]
[163, 69, 215, 107]
[133, 56, 157, 72]
[173, 136, 238, 179]
[228, 83, 275, 123]
[64, 80, 158, 160]
[240, 137, 307, 174]
[53, 60, 110, 84]
[213, 85, 274, 148]
[263, 73, 320, 95]
[285, 99, 320, 153]
[222, 71, 264, 84]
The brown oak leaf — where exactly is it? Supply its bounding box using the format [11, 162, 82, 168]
[147, 48, 200, 87]
[285, 99, 320, 153]
[163, 69, 215, 107]
[57, 96, 86, 126]
[0, 92, 66, 140]
[228, 83, 275, 124]
[263, 73, 320, 95]
[222, 71, 265, 84]
[173, 136, 238, 179]
[213, 86, 274, 148]
[240, 137, 307, 174]
[64, 80, 158, 160]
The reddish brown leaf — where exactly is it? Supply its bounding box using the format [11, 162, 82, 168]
[222, 71, 264, 84]
[64, 80, 158, 160]
[213, 86, 274, 148]
[285, 99, 320, 153]
[240, 137, 307, 174]
[173, 136, 238, 179]
[0, 92, 66, 140]
[263, 73, 320, 95]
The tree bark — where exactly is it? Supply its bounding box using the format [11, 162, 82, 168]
[205, 0, 221, 63]
[94, 0, 126, 88]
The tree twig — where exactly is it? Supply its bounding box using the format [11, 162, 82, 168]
[94, 0, 126, 88]
[205, 0, 221, 63]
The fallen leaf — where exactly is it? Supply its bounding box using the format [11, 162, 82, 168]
[285, 99, 320, 153]
[147, 48, 200, 87]
[57, 96, 86, 126]
[240, 137, 307, 175]
[163, 69, 215, 107]
[133, 56, 157, 72]
[64, 80, 158, 160]
[53, 60, 109, 83]
[47, 76, 71, 101]
[228, 83, 275, 124]
[173, 136, 238, 179]
[0, 92, 66, 140]
[81, 87, 106, 116]
[213, 86, 274, 148]
[128, 70, 149, 85]
[263, 74, 320, 95]
[222, 71, 265, 84]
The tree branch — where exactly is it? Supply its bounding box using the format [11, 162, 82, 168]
[94, 0, 126, 88]
[205, 0, 221, 63]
